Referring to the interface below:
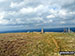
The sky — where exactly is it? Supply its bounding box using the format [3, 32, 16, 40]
[0, 0, 75, 31]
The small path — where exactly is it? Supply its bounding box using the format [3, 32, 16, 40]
[51, 37, 59, 49]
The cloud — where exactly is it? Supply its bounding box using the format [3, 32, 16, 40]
[0, 0, 75, 30]
[19, 5, 44, 14]
[49, 8, 68, 16]
[10, 2, 24, 8]
[0, 11, 6, 19]
[60, 21, 65, 24]
[58, 9, 67, 16]
[20, 7, 34, 14]
[49, 9, 58, 14]
[0, 19, 9, 24]
[34, 5, 44, 12]
[0, 0, 6, 2]
[8, 11, 17, 15]
[47, 15, 55, 18]
[49, 20, 53, 22]
[69, 12, 75, 15]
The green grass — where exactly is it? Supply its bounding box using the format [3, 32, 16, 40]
[0, 32, 75, 56]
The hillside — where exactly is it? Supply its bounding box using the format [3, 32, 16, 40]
[0, 32, 75, 56]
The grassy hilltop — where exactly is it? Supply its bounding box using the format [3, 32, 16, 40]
[0, 32, 75, 56]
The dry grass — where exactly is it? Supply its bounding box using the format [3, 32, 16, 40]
[0, 32, 75, 56]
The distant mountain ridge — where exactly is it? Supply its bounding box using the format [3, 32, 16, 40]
[0, 27, 75, 33]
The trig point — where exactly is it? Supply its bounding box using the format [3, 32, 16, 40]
[68, 27, 71, 33]
[41, 28, 44, 33]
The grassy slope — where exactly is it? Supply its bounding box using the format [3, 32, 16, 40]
[0, 32, 75, 56]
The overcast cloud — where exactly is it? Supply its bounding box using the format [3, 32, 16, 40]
[0, 0, 75, 30]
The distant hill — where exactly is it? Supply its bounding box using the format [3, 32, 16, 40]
[0, 27, 75, 33]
